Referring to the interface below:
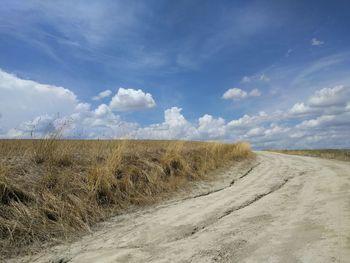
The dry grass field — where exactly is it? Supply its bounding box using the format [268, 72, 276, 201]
[0, 139, 252, 257]
[271, 149, 350, 162]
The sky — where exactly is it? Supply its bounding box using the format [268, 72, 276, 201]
[0, 0, 350, 149]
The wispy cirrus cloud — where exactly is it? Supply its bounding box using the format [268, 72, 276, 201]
[241, 74, 270, 83]
[0, 1, 148, 47]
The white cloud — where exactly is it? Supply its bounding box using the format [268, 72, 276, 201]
[288, 85, 350, 118]
[289, 102, 308, 114]
[65, 102, 138, 139]
[109, 88, 156, 112]
[296, 113, 350, 130]
[136, 109, 226, 141]
[92, 89, 112, 101]
[246, 127, 264, 137]
[249, 88, 261, 97]
[227, 111, 269, 131]
[221, 85, 350, 148]
[288, 102, 315, 117]
[12, 115, 57, 138]
[223, 88, 261, 100]
[9, 103, 138, 139]
[311, 38, 324, 46]
[164, 107, 188, 127]
[346, 103, 350, 111]
[136, 109, 225, 141]
[0, 69, 78, 131]
[197, 114, 226, 139]
[264, 125, 290, 136]
[296, 115, 334, 129]
[136, 107, 196, 140]
[223, 88, 248, 100]
[227, 114, 255, 129]
[308, 85, 349, 107]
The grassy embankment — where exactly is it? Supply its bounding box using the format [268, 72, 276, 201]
[272, 149, 350, 162]
[0, 139, 252, 257]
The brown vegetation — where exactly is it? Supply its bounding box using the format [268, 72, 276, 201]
[271, 149, 350, 162]
[0, 139, 252, 257]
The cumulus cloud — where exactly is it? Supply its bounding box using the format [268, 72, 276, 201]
[223, 88, 247, 100]
[289, 103, 308, 114]
[288, 85, 350, 117]
[288, 102, 316, 117]
[136, 107, 195, 140]
[109, 88, 156, 111]
[0, 69, 78, 131]
[164, 107, 188, 127]
[227, 111, 269, 131]
[197, 115, 226, 139]
[296, 113, 350, 130]
[308, 85, 349, 107]
[92, 89, 112, 101]
[311, 38, 324, 46]
[222, 88, 261, 100]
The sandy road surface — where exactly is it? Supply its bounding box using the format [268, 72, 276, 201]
[12, 152, 350, 263]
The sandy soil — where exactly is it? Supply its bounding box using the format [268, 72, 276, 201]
[10, 152, 350, 263]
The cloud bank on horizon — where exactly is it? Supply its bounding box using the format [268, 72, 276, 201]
[1, 69, 349, 149]
[0, 0, 350, 149]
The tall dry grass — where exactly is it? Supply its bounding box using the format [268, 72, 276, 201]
[271, 149, 350, 162]
[0, 139, 252, 257]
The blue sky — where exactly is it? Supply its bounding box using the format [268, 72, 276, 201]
[0, 0, 350, 148]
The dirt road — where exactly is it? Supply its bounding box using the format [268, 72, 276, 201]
[13, 152, 350, 263]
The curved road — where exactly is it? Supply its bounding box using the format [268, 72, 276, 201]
[15, 152, 350, 263]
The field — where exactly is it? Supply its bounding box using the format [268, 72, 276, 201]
[0, 139, 252, 257]
[271, 149, 350, 162]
